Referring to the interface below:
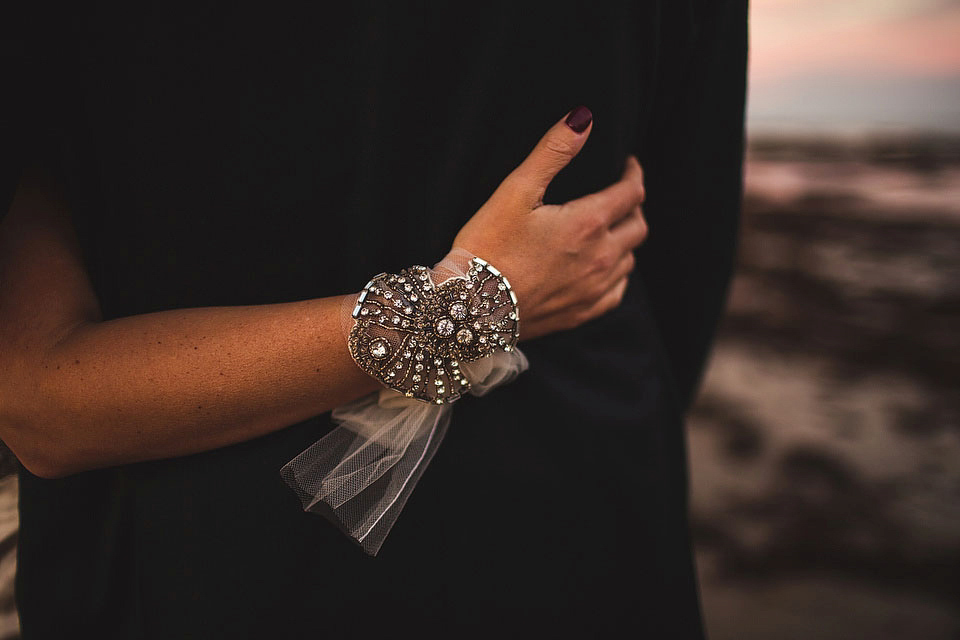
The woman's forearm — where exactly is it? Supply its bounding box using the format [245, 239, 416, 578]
[13, 297, 379, 476]
[6, 297, 382, 478]
[0, 166, 382, 478]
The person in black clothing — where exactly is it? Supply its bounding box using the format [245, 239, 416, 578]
[0, 2, 746, 637]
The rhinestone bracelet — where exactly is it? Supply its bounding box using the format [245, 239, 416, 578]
[347, 256, 520, 404]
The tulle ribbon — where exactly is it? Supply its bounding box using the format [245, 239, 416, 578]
[280, 344, 528, 555]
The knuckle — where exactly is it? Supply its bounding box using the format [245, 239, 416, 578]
[543, 136, 577, 158]
[591, 251, 615, 275]
[637, 216, 649, 243]
[498, 172, 521, 194]
[600, 295, 620, 316]
[572, 306, 594, 328]
[576, 211, 605, 237]
[587, 281, 608, 304]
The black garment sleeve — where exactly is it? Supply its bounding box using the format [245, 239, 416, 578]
[635, 0, 749, 414]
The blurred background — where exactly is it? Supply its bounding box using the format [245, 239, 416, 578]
[689, 1, 960, 639]
[1, 2, 958, 639]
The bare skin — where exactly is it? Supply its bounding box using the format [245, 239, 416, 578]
[0, 109, 647, 479]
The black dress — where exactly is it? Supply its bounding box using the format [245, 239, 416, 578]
[3, 2, 746, 637]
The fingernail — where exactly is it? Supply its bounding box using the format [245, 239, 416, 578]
[565, 105, 592, 133]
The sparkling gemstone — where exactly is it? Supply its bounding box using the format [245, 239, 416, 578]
[395, 362, 403, 369]
[404, 306, 412, 314]
[436, 317, 455, 336]
[360, 308, 369, 315]
[410, 294, 418, 301]
[415, 363, 424, 371]
[449, 302, 468, 320]
[456, 328, 474, 344]
[412, 374, 421, 382]
[403, 350, 411, 358]
[384, 291, 392, 298]
[450, 360, 458, 366]
[459, 292, 468, 300]
[434, 358, 443, 366]
[479, 336, 487, 344]
[415, 353, 425, 361]
[435, 379, 443, 386]
[404, 284, 412, 291]
[498, 283, 506, 290]
[369, 340, 389, 359]
[392, 316, 401, 324]
[465, 282, 474, 289]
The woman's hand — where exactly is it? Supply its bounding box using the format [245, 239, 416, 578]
[451, 106, 648, 342]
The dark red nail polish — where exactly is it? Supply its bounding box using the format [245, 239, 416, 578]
[565, 105, 592, 133]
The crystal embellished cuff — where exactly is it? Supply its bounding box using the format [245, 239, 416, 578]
[347, 256, 520, 404]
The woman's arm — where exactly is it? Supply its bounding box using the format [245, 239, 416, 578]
[0, 166, 383, 478]
[0, 108, 648, 479]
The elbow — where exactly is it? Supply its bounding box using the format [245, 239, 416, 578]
[0, 349, 99, 480]
[15, 447, 72, 480]
[0, 399, 84, 480]
[0, 418, 73, 480]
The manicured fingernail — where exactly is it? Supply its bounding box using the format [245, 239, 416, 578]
[565, 105, 592, 133]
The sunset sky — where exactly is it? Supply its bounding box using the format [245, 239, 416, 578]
[748, 0, 960, 134]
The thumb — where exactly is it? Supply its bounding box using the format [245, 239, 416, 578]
[500, 106, 593, 211]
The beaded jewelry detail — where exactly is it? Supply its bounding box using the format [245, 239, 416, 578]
[347, 257, 520, 404]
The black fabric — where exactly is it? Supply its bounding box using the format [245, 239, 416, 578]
[6, 2, 747, 638]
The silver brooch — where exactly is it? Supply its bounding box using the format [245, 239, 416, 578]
[347, 258, 520, 404]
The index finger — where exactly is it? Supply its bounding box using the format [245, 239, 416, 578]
[566, 155, 645, 227]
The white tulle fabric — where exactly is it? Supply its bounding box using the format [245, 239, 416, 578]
[280, 248, 529, 555]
